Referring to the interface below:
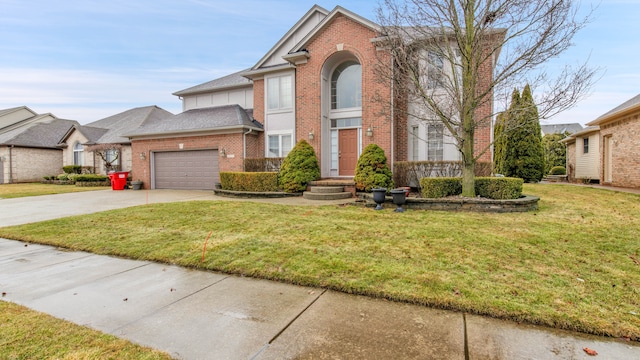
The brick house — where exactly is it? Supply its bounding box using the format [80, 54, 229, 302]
[59, 106, 173, 175]
[128, 5, 499, 190]
[0, 106, 78, 183]
[584, 94, 640, 188]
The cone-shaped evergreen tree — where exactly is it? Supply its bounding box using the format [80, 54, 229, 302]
[501, 89, 521, 177]
[278, 139, 320, 192]
[493, 112, 507, 175]
[354, 143, 394, 192]
[508, 85, 545, 182]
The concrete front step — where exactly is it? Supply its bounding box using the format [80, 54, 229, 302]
[303, 191, 353, 200]
[308, 186, 345, 194]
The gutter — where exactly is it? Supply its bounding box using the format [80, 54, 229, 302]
[243, 128, 254, 161]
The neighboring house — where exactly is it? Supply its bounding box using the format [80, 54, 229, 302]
[585, 94, 640, 188]
[128, 5, 500, 190]
[58, 106, 173, 174]
[0, 106, 79, 183]
[541, 123, 583, 136]
[561, 126, 600, 183]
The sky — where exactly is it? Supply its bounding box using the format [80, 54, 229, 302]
[0, 0, 638, 126]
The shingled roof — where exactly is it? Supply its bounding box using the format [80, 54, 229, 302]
[0, 119, 79, 148]
[172, 70, 252, 97]
[81, 106, 174, 144]
[124, 105, 262, 138]
[587, 93, 640, 126]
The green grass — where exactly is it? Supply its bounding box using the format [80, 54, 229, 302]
[0, 183, 107, 199]
[0, 301, 172, 359]
[0, 184, 638, 341]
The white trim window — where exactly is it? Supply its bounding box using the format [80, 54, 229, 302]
[73, 142, 84, 165]
[267, 133, 292, 157]
[427, 123, 444, 161]
[427, 51, 444, 90]
[267, 75, 293, 111]
[411, 125, 420, 161]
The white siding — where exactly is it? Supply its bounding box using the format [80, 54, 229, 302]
[182, 87, 254, 111]
[574, 133, 600, 179]
[261, 12, 326, 67]
[0, 108, 36, 129]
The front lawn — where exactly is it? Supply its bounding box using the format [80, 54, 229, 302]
[0, 301, 171, 359]
[0, 183, 107, 199]
[0, 184, 638, 340]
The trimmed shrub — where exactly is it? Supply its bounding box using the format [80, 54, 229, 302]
[278, 140, 320, 193]
[220, 172, 278, 192]
[420, 177, 523, 199]
[354, 144, 394, 192]
[57, 173, 69, 181]
[420, 177, 462, 198]
[75, 174, 110, 182]
[63, 165, 82, 174]
[550, 166, 566, 175]
[475, 177, 523, 199]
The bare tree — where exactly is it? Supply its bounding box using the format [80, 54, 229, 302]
[86, 143, 123, 173]
[377, 0, 597, 196]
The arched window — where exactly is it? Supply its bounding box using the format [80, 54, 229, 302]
[73, 142, 84, 166]
[331, 61, 362, 109]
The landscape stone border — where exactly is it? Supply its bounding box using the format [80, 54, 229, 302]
[357, 193, 540, 213]
[213, 189, 302, 198]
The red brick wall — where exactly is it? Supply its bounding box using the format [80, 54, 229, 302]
[295, 14, 393, 161]
[253, 79, 264, 125]
[131, 133, 244, 189]
[599, 112, 640, 188]
[473, 42, 496, 164]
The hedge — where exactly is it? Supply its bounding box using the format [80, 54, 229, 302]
[549, 166, 567, 175]
[420, 177, 523, 199]
[220, 172, 279, 192]
[75, 174, 110, 182]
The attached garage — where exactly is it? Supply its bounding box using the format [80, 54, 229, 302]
[153, 150, 219, 190]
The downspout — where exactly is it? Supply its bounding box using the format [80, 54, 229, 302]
[243, 128, 254, 167]
[9, 145, 13, 184]
[390, 54, 395, 170]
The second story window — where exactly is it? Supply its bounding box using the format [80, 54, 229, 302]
[427, 52, 444, 89]
[427, 123, 444, 161]
[267, 75, 292, 111]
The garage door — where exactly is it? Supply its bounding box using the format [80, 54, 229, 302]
[154, 150, 219, 190]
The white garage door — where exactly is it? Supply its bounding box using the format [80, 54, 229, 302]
[154, 150, 219, 190]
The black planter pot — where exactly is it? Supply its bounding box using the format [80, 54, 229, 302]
[390, 189, 406, 212]
[371, 188, 387, 210]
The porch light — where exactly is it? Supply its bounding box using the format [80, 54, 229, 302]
[366, 127, 373, 137]
[309, 130, 315, 140]
[220, 148, 226, 157]
[139, 152, 146, 160]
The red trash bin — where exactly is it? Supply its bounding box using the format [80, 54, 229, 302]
[109, 171, 129, 190]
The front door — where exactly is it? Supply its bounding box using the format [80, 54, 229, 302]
[339, 128, 358, 176]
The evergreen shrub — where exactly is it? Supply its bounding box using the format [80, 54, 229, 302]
[420, 177, 523, 199]
[63, 165, 82, 174]
[549, 166, 566, 175]
[354, 144, 394, 192]
[419, 177, 462, 198]
[278, 140, 320, 192]
[475, 177, 523, 199]
[220, 172, 278, 192]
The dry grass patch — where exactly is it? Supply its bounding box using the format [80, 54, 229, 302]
[0, 184, 638, 341]
[0, 301, 171, 359]
[0, 183, 106, 199]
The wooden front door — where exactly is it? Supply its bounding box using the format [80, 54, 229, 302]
[338, 128, 358, 176]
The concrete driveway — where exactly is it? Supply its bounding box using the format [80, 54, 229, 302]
[0, 189, 217, 227]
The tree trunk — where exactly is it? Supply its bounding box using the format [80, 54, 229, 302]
[461, 131, 476, 197]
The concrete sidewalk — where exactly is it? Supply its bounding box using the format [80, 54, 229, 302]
[1, 238, 638, 359]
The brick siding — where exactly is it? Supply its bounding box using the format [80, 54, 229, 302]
[599, 112, 640, 188]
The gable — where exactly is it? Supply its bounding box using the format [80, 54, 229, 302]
[251, 5, 330, 70]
